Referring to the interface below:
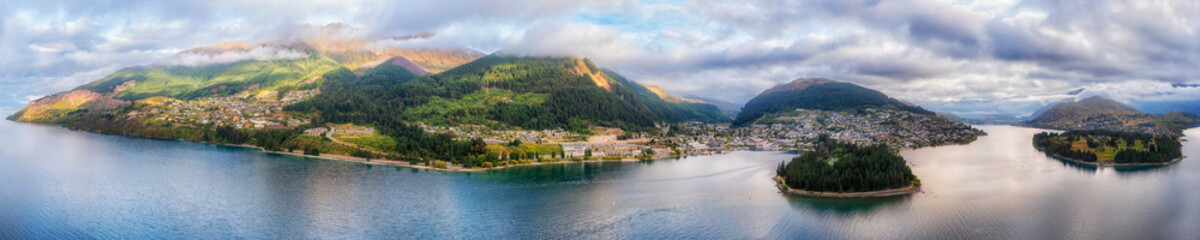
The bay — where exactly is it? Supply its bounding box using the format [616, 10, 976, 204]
[2, 120, 1199, 239]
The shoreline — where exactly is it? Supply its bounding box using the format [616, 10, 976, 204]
[1034, 145, 1185, 168]
[773, 176, 920, 198]
[30, 122, 694, 173]
[202, 139, 700, 173]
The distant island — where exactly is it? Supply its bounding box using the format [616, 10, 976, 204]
[775, 135, 920, 198]
[1033, 130, 1184, 167]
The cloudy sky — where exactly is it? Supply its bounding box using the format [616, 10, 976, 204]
[2, 0, 1198, 118]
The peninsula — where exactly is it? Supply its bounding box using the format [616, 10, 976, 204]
[1033, 130, 1184, 167]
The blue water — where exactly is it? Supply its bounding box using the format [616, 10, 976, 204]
[3, 119, 1200, 239]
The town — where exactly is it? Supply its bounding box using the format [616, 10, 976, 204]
[119, 89, 982, 164]
[129, 89, 318, 129]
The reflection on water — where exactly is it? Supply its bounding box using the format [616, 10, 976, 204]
[3, 120, 1200, 239]
[786, 195, 912, 215]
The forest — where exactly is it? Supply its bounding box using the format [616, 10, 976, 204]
[776, 135, 917, 193]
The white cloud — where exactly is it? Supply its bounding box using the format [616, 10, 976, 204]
[2, 0, 1199, 117]
[156, 47, 308, 67]
[21, 95, 43, 104]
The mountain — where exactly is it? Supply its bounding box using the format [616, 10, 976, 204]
[732, 78, 933, 127]
[1028, 96, 1200, 135]
[7, 38, 481, 123]
[7, 42, 734, 168]
[1028, 99, 1073, 120]
[288, 55, 730, 132]
[1133, 100, 1200, 116]
[684, 95, 742, 117]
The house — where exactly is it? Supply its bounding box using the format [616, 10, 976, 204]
[561, 143, 590, 157]
[304, 127, 328, 136]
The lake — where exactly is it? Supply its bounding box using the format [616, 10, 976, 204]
[2, 120, 1199, 239]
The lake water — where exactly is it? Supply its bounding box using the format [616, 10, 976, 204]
[2, 119, 1199, 239]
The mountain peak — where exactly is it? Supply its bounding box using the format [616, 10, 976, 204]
[733, 77, 932, 127]
[642, 84, 706, 104]
[762, 78, 838, 95]
[1071, 96, 1139, 113]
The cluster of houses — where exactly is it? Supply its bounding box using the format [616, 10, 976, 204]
[670, 108, 981, 150]
[561, 143, 662, 158]
[137, 89, 318, 129]
[417, 123, 579, 144]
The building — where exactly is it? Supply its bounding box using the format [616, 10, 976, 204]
[304, 127, 328, 136]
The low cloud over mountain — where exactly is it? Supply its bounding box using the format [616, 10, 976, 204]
[2, 0, 1198, 117]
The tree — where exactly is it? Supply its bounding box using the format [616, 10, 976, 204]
[776, 138, 916, 192]
[304, 147, 321, 156]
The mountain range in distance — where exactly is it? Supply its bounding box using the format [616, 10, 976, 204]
[1027, 96, 1200, 135]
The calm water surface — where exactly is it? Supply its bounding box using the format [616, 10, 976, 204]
[2, 119, 1199, 239]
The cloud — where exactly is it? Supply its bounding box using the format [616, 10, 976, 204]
[2, 0, 1199, 118]
[156, 47, 308, 66]
[21, 95, 43, 104]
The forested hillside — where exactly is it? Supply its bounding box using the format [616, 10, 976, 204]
[734, 78, 933, 127]
[289, 55, 729, 133]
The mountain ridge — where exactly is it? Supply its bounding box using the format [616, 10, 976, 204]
[1028, 96, 1200, 135]
[732, 78, 934, 127]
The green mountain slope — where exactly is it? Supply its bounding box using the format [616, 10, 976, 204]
[8, 39, 482, 123]
[8, 52, 344, 122]
[288, 55, 729, 132]
[733, 78, 932, 127]
[79, 53, 341, 100]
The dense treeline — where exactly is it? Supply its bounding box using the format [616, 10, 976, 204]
[1033, 130, 1182, 164]
[544, 86, 655, 131]
[1032, 132, 1099, 162]
[776, 135, 917, 193]
[734, 82, 934, 127]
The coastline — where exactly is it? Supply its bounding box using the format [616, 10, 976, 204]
[1034, 145, 1185, 168]
[24, 120, 689, 173]
[197, 138, 701, 173]
[773, 176, 920, 198]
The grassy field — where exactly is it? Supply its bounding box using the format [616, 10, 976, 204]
[485, 143, 563, 156]
[1061, 135, 1154, 162]
[328, 123, 398, 153]
[282, 135, 361, 156]
[338, 134, 398, 153]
